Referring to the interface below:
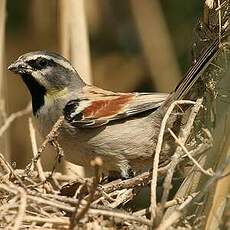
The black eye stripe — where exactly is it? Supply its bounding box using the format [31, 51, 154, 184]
[39, 59, 48, 66]
[27, 58, 57, 70]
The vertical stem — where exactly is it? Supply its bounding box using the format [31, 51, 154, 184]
[59, 0, 92, 83]
[0, 0, 6, 89]
[58, 0, 92, 177]
[0, 0, 10, 160]
[130, 0, 181, 92]
[59, 0, 70, 58]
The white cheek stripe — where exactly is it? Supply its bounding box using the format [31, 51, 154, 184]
[21, 54, 75, 72]
[31, 70, 46, 85]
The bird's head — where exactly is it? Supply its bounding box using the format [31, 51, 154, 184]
[8, 51, 86, 114]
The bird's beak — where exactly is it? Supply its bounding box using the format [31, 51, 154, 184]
[8, 60, 32, 74]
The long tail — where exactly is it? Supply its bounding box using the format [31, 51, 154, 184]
[172, 38, 220, 100]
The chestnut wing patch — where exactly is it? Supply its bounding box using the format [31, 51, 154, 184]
[63, 95, 133, 128]
[63, 86, 168, 128]
[83, 95, 132, 118]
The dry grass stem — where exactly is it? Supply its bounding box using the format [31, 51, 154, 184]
[134, 192, 199, 217]
[0, 153, 26, 188]
[0, 0, 6, 90]
[28, 118, 54, 192]
[151, 100, 197, 222]
[88, 208, 152, 226]
[205, 0, 215, 9]
[156, 193, 199, 230]
[10, 185, 27, 230]
[160, 98, 204, 217]
[28, 118, 45, 183]
[0, 103, 31, 138]
[130, 0, 180, 91]
[0, 96, 225, 229]
[24, 116, 65, 175]
[168, 128, 214, 176]
[73, 158, 102, 225]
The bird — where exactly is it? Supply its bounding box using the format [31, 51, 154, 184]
[8, 38, 220, 179]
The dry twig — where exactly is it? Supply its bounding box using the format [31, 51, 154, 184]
[0, 153, 26, 188]
[28, 118, 54, 192]
[151, 100, 197, 222]
[74, 158, 102, 224]
[10, 185, 27, 230]
[156, 192, 199, 230]
[24, 116, 65, 176]
[28, 118, 46, 183]
[168, 128, 214, 177]
[0, 103, 31, 137]
[160, 98, 204, 217]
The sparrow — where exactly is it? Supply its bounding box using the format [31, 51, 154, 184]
[8, 38, 220, 179]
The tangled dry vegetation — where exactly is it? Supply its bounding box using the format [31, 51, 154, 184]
[0, 1, 229, 229]
[0, 89, 229, 229]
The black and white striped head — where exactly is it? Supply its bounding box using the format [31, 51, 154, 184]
[8, 51, 85, 91]
[8, 51, 86, 114]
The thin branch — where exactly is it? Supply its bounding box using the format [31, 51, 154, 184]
[0, 153, 26, 188]
[24, 216, 69, 225]
[45, 139, 65, 182]
[168, 128, 214, 176]
[0, 0, 6, 96]
[28, 118, 45, 183]
[151, 100, 197, 222]
[74, 157, 102, 224]
[12, 186, 27, 230]
[88, 208, 152, 226]
[0, 103, 31, 137]
[24, 116, 65, 175]
[28, 118, 54, 192]
[160, 98, 204, 215]
[156, 193, 199, 230]
[133, 192, 199, 217]
[217, 0, 222, 43]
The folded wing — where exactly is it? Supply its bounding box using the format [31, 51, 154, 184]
[63, 86, 168, 128]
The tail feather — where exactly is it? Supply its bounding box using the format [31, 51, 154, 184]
[173, 38, 220, 100]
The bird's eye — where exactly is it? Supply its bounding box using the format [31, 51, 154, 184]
[37, 58, 48, 68]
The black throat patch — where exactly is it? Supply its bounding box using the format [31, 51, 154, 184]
[21, 74, 47, 115]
